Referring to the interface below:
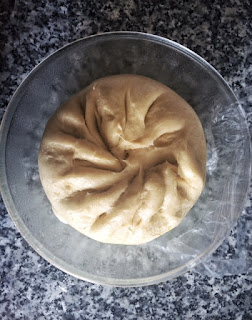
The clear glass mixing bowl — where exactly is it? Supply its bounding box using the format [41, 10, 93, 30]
[0, 32, 251, 286]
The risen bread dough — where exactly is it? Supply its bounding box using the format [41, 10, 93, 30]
[38, 75, 206, 245]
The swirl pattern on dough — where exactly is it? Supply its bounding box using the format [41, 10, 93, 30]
[38, 75, 206, 245]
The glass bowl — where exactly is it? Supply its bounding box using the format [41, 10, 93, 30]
[0, 32, 251, 286]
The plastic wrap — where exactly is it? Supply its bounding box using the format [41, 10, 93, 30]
[195, 88, 252, 278]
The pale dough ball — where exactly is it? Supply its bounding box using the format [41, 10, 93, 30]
[38, 75, 206, 245]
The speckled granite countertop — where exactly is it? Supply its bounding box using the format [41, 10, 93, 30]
[0, 0, 251, 319]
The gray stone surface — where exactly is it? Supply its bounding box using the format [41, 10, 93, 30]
[0, 0, 251, 319]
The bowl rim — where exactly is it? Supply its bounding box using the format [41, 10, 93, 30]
[0, 31, 251, 287]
